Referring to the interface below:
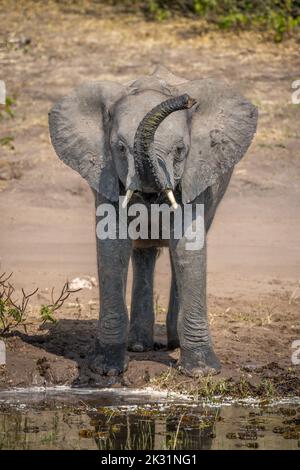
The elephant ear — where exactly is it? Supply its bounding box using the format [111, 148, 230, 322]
[48, 81, 126, 201]
[173, 79, 258, 203]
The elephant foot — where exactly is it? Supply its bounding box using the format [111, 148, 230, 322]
[167, 338, 180, 350]
[128, 342, 166, 352]
[128, 329, 153, 352]
[89, 341, 128, 376]
[128, 340, 153, 352]
[177, 347, 221, 377]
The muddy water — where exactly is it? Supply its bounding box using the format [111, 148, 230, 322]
[0, 388, 299, 450]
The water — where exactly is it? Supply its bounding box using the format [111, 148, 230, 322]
[0, 387, 299, 450]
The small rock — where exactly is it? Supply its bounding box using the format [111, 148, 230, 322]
[69, 276, 97, 290]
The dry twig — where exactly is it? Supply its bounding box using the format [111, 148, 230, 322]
[0, 272, 38, 335]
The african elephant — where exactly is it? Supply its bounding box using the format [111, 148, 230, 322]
[48, 66, 257, 377]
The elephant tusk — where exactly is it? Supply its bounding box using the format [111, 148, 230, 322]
[165, 189, 178, 210]
[122, 189, 134, 208]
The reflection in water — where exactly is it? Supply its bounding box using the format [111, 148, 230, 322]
[92, 408, 219, 450]
[0, 393, 299, 450]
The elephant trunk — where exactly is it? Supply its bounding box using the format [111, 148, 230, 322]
[133, 94, 196, 196]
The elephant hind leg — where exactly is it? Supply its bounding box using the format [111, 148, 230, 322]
[128, 247, 158, 352]
[167, 252, 180, 350]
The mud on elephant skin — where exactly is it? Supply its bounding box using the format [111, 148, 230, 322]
[48, 66, 258, 377]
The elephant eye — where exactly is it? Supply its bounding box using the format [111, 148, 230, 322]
[117, 140, 127, 154]
[175, 144, 185, 161]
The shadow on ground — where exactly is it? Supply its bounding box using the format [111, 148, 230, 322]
[16, 320, 176, 387]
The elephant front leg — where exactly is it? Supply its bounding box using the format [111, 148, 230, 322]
[90, 237, 132, 376]
[170, 236, 220, 377]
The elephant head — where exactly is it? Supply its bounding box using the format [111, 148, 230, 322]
[49, 66, 258, 206]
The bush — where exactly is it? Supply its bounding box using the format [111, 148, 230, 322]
[0, 273, 38, 335]
[40, 282, 81, 325]
[106, 0, 300, 40]
[0, 273, 81, 335]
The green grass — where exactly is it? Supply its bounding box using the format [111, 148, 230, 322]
[150, 365, 300, 400]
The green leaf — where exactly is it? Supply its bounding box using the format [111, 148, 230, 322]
[40, 305, 57, 324]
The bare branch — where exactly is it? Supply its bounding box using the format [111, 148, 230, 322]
[0, 273, 39, 335]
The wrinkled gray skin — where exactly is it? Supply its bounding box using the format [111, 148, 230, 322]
[48, 66, 258, 377]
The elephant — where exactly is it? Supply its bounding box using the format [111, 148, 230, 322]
[48, 66, 258, 377]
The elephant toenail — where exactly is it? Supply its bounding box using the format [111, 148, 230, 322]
[132, 343, 144, 352]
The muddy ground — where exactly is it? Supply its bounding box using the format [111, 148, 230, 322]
[0, 1, 299, 394]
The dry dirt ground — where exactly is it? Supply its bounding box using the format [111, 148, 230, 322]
[0, 1, 299, 393]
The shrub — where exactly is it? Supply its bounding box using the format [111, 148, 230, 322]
[105, 0, 300, 40]
[0, 273, 38, 335]
[0, 273, 81, 335]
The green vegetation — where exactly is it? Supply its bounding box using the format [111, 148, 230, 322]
[0, 96, 16, 120]
[106, 0, 300, 41]
[150, 364, 300, 400]
[0, 96, 16, 150]
[0, 136, 14, 150]
[0, 273, 38, 335]
[40, 282, 81, 325]
[0, 273, 80, 335]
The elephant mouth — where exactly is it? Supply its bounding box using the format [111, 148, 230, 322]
[135, 190, 171, 206]
[120, 180, 174, 206]
[122, 93, 196, 209]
